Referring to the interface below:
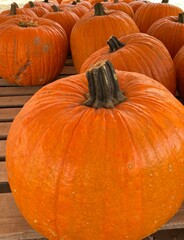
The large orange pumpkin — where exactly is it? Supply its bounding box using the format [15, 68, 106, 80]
[0, 16, 68, 86]
[147, 13, 184, 59]
[133, 0, 183, 33]
[70, 2, 139, 72]
[80, 33, 176, 94]
[6, 60, 184, 240]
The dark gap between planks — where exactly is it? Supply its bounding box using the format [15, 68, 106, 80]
[0, 182, 11, 193]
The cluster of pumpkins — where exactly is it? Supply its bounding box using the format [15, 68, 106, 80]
[0, 0, 184, 97]
[4, 0, 184, 240]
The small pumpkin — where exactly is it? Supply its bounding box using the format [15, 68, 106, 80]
[6, 60, 184, 240]
[147, 13, 184, 59]
[70, 2, 139, 72]
[0, 16, 68, 86]
[80, 33, 176, 94]
[133, 0, 183, 33]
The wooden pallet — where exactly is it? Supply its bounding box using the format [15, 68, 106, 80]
[1, 60, 184, 240]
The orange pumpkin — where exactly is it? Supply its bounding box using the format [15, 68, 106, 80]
[6, 60, 184, 240]
[1, 2, 38, 17]
[43, 5, 79, 41]
[133, 0, 183, 33]
[0, 3, 36, 24]
[80, 33, 176, 94]
[59, 1, 89, 18]
[70, 2, 139, 72]
[23, 0, 58, 11]
[173, 45, 184, 99]
[147, 13, 184, 59]
[23, 1, 50, 17]
[128, 0, 149, 13]
[102, 0, 134, 18]
[0, 16, 68, 86]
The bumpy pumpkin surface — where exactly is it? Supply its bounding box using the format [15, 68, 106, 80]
[0, 16, 68, 86]
[6, 61, 184, 240]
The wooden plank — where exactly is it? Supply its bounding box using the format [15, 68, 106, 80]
[0, 162, 7, 183]
[161, 204, 184, 230]
[0, 193, 45, 240]
[0, 140, 6, 160]
[0, 79, 17, 87]
[60, 65, 77, 75]
[0, 96, 31, 108]
[0, 86, 41, 97]
[0, 108, 21, 122]
[0, 122, 11, 140]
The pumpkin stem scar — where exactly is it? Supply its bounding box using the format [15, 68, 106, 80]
[83, 60, 127, 109]
[178, 13, 184, 23]
[18, 21, 38, 28]
[94, 3, 106, 16]
[15, 60, 31, 81]
[107, 36, 125, 53]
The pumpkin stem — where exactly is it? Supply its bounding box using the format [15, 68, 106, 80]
[94, 3, 106, 16]
[83, 60, 126, 109]
[114, 0, 119, 3]
[161, 0, 169, 3]
[178, 13, 184, 23]
[43, 0, 49, 2]
[9, 2, 19, 15]
[107, 36, 125, 52]
[51, 5, 61, 11]
[28, 1, 35, 7]
[72, 1, 77, 5]
[18, 20, 38, 27]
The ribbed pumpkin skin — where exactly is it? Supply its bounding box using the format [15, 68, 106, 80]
[26, 5, 50, 17]
[70, 10, 139, 72]
[128, 0, 148, 13]
[133, 2, 182, 33]
[1, 6, 38, 17]
[173, 45, 184, 99]
[147, 15, 184, 59]
[6, 70, 184, 240]
[102, 1, 134, 18]
[0, 16, 68, 86]
[80, 33, 176, 94]
[43, 10, 79, 41]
